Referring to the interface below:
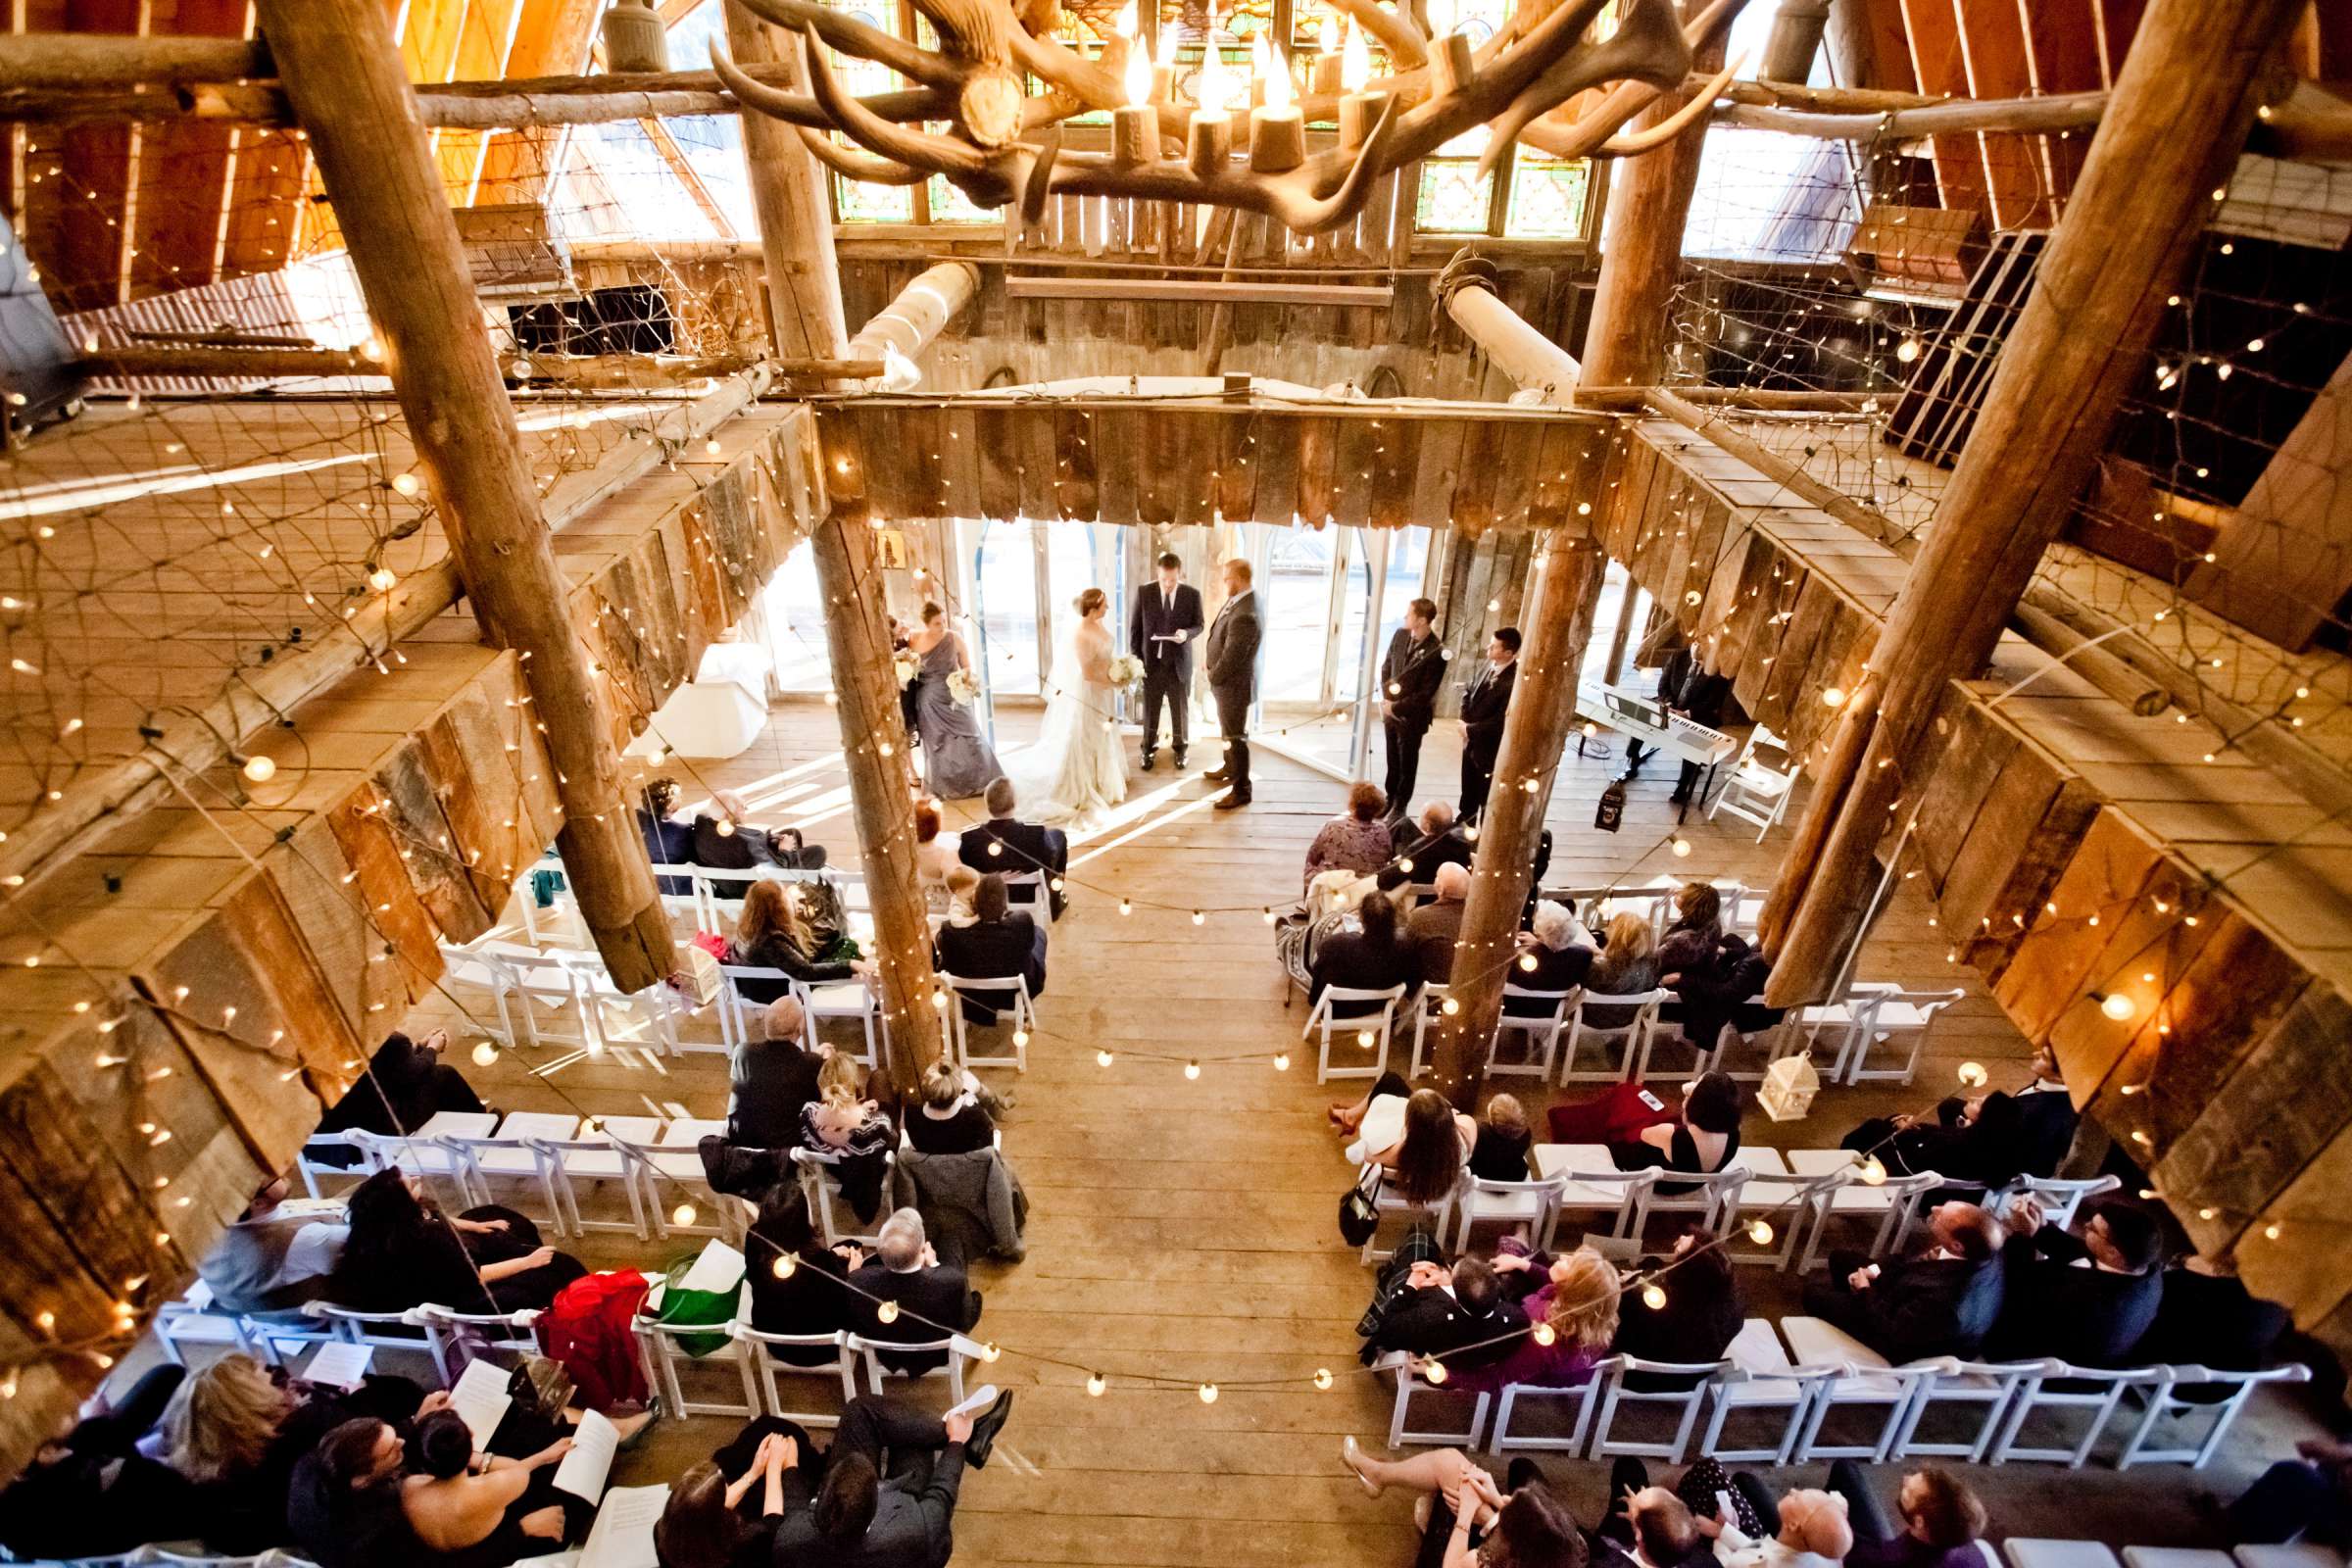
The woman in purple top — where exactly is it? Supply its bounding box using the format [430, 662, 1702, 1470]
[1303, 781, 1398, 891]
[1443, 1247, 1621, 1397]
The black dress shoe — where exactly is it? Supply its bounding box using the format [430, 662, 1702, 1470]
[1505, 1456, 1544, 1494]
[1140, 753, 1157, 773]
[1214, 792, 1250, 810]
[964, 1390, 1015, 1468]
[1173, 751, 1189, 769]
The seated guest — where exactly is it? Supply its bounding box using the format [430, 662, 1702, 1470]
[655, 1427, 807, 1568]
[906, 1061, 997, 1155]
[958, 777, 1068, 918]
[1841, 1091, 2031, 1190]
[1360, 1254, 1528, 1372]
[933, 872, 1048, 1022]
[1595, 1456, 1763, 1548]
[1544, 1072, 1743, 1193]
[1304, 781, 1397, 891]
[1661, 929, 1779, 1057]
[332, 1168, 586, 1315]
[1612, 1230, 1743, 1386]
[1338, 1441, 1586, 1568]
[747, 1201, 860, 1357]
[1336, 1082, 1476, 1207]
[1714, 1486, 1855, 1568]
[639, 776, 695, 893]
[1445, 1247, 1620, 1396]
[1469, 1093, 1534, 1182]
[0, 1366, 197, 1561]
[766, 1391, 1013, 1568]
[942, 864, 981, 927]
[2012, 1044, 2078, 1180]
[1598, 1487, 1712, 1568]
[800, 1055, 895, 1223]
[315, 1028, 488, 1155]
[1308, 889, 1422, 1016]
[2224, 1434, 2352, 1547]
[288, 1417, 424, 1568]
[1799, 1200, 2006, 1363]
[728, 996, 824, 1149]
[198, 1174, 348, 1313]
[1380, 800, 1475, 891]
[725, 880, 866, 1006]
[2136, 1250, 2289, 1374]
[1827, 1463, 1987, 1568]
[1988, 1195, 2164, 1366]
[1508, 900, 1596, 1013]
[913, 798, 957, 903]
[1581, 913, 1660, 1030]
[162, 1353, 417, 1553]
[850, 1209, 982, 1375]
[692, 789, 826, 872]
[400, 1408, 574, 1566]
[1653, 883, 1724, 979]
[1408, 862, 1471, 983]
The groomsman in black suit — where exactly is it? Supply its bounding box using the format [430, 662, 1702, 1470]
[1130, 552, 1204, 772]
[1457, 626, 1520, 824]
[1202, 559, 1262, 809]
[1379, 597, 1447, 812]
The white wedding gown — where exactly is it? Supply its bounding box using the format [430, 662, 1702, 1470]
[1004, 616, 1129, 825]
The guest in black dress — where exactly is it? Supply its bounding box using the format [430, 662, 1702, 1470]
[1308, 890, 1423, 1017]
[1610, 1071, 1744, 1196]
[746, 1200, 860, 1364]
[906, 1062, 997, 1155]
[314, 1030, 488, 1155]
[332, 1168, 586, 1315]
[1469, 1094, 1534, 1182]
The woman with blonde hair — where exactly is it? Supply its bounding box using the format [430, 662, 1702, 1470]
[162, 1352, 415, 1551]
[1580, 911, 1659, 1032]
[1446, 1246, 1621, 1396]
[724, 879, 866, 1004]
[799, 1050, 894, 1224]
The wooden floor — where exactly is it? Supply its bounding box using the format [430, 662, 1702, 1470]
[387, 697, 2316, 1566]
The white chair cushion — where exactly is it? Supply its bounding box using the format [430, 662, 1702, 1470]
[1468, 1190, 1544, 1222]
[1781, 1315, 1891, 1372]
[2234, 1550, 2349, 1568]
[2005, 1544, 2122, 1568]
[2123, 1551, 2234, 1568]
[1727, 1319, 1793, 1375]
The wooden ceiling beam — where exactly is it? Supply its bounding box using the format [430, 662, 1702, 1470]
[1950, 0, 2047, 225]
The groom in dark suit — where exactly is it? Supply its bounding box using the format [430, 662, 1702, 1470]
[1457, 626, 1520, 823]
[1202, 559, 1262, 810]
[1130, 551, 1204, 771]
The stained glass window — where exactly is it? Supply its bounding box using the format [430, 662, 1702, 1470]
[1415, 124, 1495, 234]
[834, 173, 915, 222]
[1503, 155, 1591, 238]
[926, 174, 998, 224]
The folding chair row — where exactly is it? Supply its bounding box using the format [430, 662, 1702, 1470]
[437, 939, 683, 1058]
[634, 1301, 982, 1427]
[1784, 984, 1967, 1085]
[714, 964, 885, 1069]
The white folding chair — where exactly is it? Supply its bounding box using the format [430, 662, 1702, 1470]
[467, 941, 607, 1054]
[1987, 1359, 2160, 1466]
[1449, 1174, 1564, 1254]
[1708, 726, 1798, 841]
[534, 1129, 652, 1240]
[1720, 1164, 1813, 1270]
[1304, 984, 1408, 1083]
[1488, 1372, 1608, 1456]
[1839, 988, 1966, 1085]
[436, 941, 523, 1048]
[718, 966, 793, 1053]
[649, 862, 710, 928]
[1408, 984, 1449, 1076]
[1590, 1354, 1727, 1462]
[847, 1330, 979, 1400]
[1560, 990, 1667, 1084]
[303, 1300, 448, 1385]
[634, 1293, 760, 1417]
[1642, 1165, 1750, 1245]
[2114, 1362, 2310, 1469]
[1780, 1315, 1936, 1462]
[2123, 1551, 2237, 1568]
[295, 1134, 377, 1199]
[1373, 1350, 1493, 1449]
[2232, 1549, 2350, 1568]
[447, 1111, 576, 1228]
[1888, 1358, 2032, 1463]
[941, 971, 1034, 1072]
[2005, 1544, 2123, 1568]
[792, 1146, 897, 1248]
[1360, 1166, 1462, 1266]
[346, 1124, 477, 1190]
[612, 1117, 742, 1243]
[1535, 1150, 1661, 1243]
[1699, 1320, 1834, 1464]
[1793, 982, 1896, 1080]
[415, 1305, 542, 1374]
[800, 977, 883, 1070]
[2005, 1174, 2123, 1232]
[1788, 1152, 1942, 1272]
[1492, 987, 1577, 1079]
[154, 1282, 267, 1366]
[732, 1323, 860, 1428]
[999, 868, 1051, 920]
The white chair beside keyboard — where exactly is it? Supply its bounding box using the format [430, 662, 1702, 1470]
[1304, 984, 1408, 1084]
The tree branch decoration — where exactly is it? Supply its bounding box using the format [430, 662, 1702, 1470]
[710, 0, 1746, 232]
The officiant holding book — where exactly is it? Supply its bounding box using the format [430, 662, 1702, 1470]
[1131, 552, 1204, 772]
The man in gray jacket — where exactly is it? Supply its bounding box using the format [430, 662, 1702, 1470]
[1202, 558, 1262, 810]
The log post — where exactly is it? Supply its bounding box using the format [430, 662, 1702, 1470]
[1428, 529, 1608, 1106]
[808, 464, 947, 1092]
[253, 0, 675, 991]
[1577, 1, 1723, 390]
[1760, 0, 2302, 1005]
[724, 0, 851, 364]
[727, 1, 945, 1086]
[1438, 253, 1581, 406]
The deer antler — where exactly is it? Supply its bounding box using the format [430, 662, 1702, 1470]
[731, 0, 964, 90]
[1476, 0, 1684, 173]
[794, 126, 929, 184]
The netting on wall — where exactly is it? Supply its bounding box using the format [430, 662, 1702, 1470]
[1655, 117, 2352, 776]
[0, 118, 770, 847]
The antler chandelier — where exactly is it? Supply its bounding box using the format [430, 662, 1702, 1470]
[710, 0, 1743, 232]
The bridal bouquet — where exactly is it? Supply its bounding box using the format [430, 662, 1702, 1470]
[948, 668, 980, 704]
[1106, 653, 1144, 688]
[893, 652, 919, 690]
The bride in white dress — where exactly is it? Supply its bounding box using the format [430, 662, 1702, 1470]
[1004, 587, 1129, 825]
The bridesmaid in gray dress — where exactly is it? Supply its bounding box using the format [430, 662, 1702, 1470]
[907, 603, 1002, 800]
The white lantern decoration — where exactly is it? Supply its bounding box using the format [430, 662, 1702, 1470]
[1758, 1053, 1820, 1123]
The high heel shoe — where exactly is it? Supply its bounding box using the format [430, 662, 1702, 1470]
[1340, 1435, 1381, 1497]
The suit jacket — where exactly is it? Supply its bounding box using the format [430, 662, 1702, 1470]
[1204, 588, 1261, 703]
[1991, 1228, 2164, 1366]
[1460, 659, 1518, 757]
[727, 1037, 824, 1148]
[1382, 628, 1447, 726]
[956, 816, 1064, 879]
[1363, 1285, 1527, 1371]
[1407, 900, 1466, 984]
[1844, 1252, 2005, 1362]
[766, 1446, 965, 1568]
[1378, 826, 1474, 892]
[1653, 645, 1695, 706]
[1308, 929, 1422, 1014]
[2013, 1084, 2079, 1179]
[1667, 660, 1731, 729]
[849, 1261, 981, 1372]
[1130, 581, 1206, 676]
[933, 914, 1046, 1020]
